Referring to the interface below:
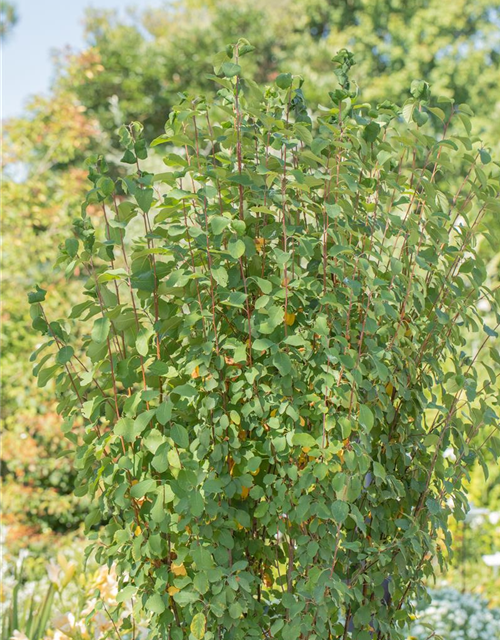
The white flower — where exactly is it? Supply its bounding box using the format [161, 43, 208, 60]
[409, 588, 500, 640]
[52, 612, 76, 634]
[443, 447, 457, 462]
[46, 554, 76, 590]
[11, 632, 29, 640]
[47, 561, 61, 586]
[489, 511, 500, 525]
[90, 565, 119, 606]
[81, 598, 98, 617]
[92, 612, 113, 640]
[482, 552, 500, 568]
[52, 612, 89, 640]
[477, 298, 491, 312]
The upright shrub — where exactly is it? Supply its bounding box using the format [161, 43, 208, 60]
[29, 44, 500, 640]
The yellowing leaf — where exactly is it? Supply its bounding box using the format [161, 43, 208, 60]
[171, 562, 187, 577]
[241, 486, 251, 499]
[299, 416, 306, 427]
[191, 365, 200, 379]
[285, 311, 296, 326]
[190, 612, 206, 640]
[168, 586, 180, 596]
[263, 571, 273, 587]
[134, 525, 141, 536]
[255, 237, 265, 253]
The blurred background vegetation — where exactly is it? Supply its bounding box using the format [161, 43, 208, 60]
[1, 0, 500, 624]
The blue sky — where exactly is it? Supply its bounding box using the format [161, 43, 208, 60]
[2, 0, 165, 119]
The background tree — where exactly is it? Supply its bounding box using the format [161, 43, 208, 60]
[0, 1, 18, 40]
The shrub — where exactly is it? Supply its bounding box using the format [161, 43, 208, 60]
[29, 44, 500, 639]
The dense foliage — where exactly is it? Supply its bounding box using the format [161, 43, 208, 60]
[29, 44, 500, 639]
[4, 0, 500, 555]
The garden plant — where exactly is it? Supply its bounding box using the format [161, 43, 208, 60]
[29, 43, 500, 639]
[6, 0, 500, 560]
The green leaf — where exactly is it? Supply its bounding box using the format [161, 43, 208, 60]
[135, 187, 154, 213]
[373, 462, 387, 481]
[220, 62, 241, 77]
[252, 338, 273, 352]
[212, 266, 228, 288]
[211, 215, 231, 235]
[253, 277, 272, 294]
[65, 238, 79, 257]
[171, 383, 196, 398]
[292, 433, 317, 448]
[167, 448, 181, 469]
[480, 148, 491, 165]
[359, 405, 374, 432]
[331, 500, 349, 523]
[114, 417, 135, 443]
[91, 317, 110, 344]
[97, 177, 115, 197]
[116, 585, 136, 603]
[156, 400, 173, 425]
[56, 346, 74, 365]
[221, 291, 247, 307]
[136, 327, 154, 356]
[229, 602, 243, 619]
[151, 487, 174, 522]
[410, 80, 430, 100]
[363, 122, 380, 142]
[98, 268, 129, 283]
[273, 351, 292, 376]
[171, 424, 189, 449]
[152, 445, 170, 473]
[134, 409, 156, 436]
[145, 593, 166, 614]
[228, 238, 246, 259]
[130, 478, 156, 498]
[412, 109, 429, 127]
[402, 103, 414, 123]
[484, 324, 498, 338]
[37, 365, 59, 387]
[121, 149, 136, 164]
[276, 73, 292, 89]
[28, 285, 47, 304]
[144, 429, 165, 454]
[190, 491, 204, 518]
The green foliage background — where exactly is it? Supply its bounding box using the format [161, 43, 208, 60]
[2, 0, 500, 596]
